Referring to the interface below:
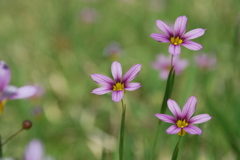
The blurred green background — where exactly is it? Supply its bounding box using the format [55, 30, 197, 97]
[0, 0, 240, 159]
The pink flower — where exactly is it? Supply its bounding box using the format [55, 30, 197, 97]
[80, 8, 98, 24]
[194, 53, 216, 70]
[152, 54, 188, 80]
[155, 96, 211, 136]
[150, 15, 206, 55]
[24, 139, 44, 160]
[0, 61, 40, 114]
[91, 61, 141, 103]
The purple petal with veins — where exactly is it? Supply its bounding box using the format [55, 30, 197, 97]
[112, 90, 124, 103]
[122, 64, 141, 83]
[111, 61, 122, 82]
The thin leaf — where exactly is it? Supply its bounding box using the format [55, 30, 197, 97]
[171, 136, 182, 160]
[119, 100, 126, 160]
[160, 66, 175, 114]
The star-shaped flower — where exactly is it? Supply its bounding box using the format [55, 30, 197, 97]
[150, 15, 206, 55]
[91, 61, 141, 103]
[155, 96, 211, 136]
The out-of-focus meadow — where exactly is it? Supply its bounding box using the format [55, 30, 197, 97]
[0, 0, 240, 159]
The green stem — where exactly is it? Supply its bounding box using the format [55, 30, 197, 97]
[171, 136, 182, 160]
[119, 99, 126, 160]
[0, 135, 2, 158]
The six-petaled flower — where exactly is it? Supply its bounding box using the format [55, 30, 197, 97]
[155, 96, 211, 136]
[91, 61, 141, 103]
[150, 15, 206, 55]
[152, 54, 188, 79]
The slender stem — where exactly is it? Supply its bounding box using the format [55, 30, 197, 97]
[1, 128, 23, 146]
[170, 55, 174, 67]
[171, 136, 182, 160]
[0, 135, 2, 158]
[119, 99, 126, 160]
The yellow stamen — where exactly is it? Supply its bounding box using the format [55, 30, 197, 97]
[0, 99, 7, 115]
[113, 82, 124, 91]
[170, 37, 183, 45]
[176, 119, 188, 136]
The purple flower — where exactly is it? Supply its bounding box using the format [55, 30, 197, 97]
[155, 96, 211, 136]
[24, 139, 44, 160]
[194, 53, 216, 70]
[0, 61, 40, 114]
[103, 41, 123, 60]
[152, 54, 188, 79]
[91, 61, 141, 103]
[150, 15, 206, 55]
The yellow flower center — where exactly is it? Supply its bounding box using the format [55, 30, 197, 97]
[0, 99, 7, 115]
[170, 37, 183, 45]
[176, 119, 188, 136]
[113, 82, 124, 91]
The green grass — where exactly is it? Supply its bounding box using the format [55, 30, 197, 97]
[0, 0, 239, 159]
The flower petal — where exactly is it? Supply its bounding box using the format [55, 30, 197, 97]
[150, 33, 170, 43]
[183, 28, 206, 40]
[182, 41, 202, 51]
[0, 61, 11, 91]
[112, 91, 124, 103]
[111, 61, 122, 82]
[0, 85, 18, 100]
[124, 82, 141, 91]
[189, 114, 212, 124]
[167, 99, 182, 119]
[91, 87, 112, 95]
[122, 64, 141, 83]
[156, 20, 173, 36]
[168, 44, 181, 56]
[184, 125, 202, 135]
[166, 125, 181, 134]
[91, 74, 114, 87]
[8, 86, 40, 100]
[174, 15, 187, 37]
[155, 113, 176, 124]
[181, 96, 197, 120]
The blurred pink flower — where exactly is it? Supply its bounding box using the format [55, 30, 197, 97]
[152, 54, 188, 80]
[150, 15, 205, 55]
[24, 139, 54, 160]
[0, 61, 40, 114]
[103, 42, 123, 60]
[80, 7, 98, 24]
[194, 53, 216, 70]
[155, 96, 212, 136]
[24, 139, 44, 160]
[91, 61, 141, 103]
